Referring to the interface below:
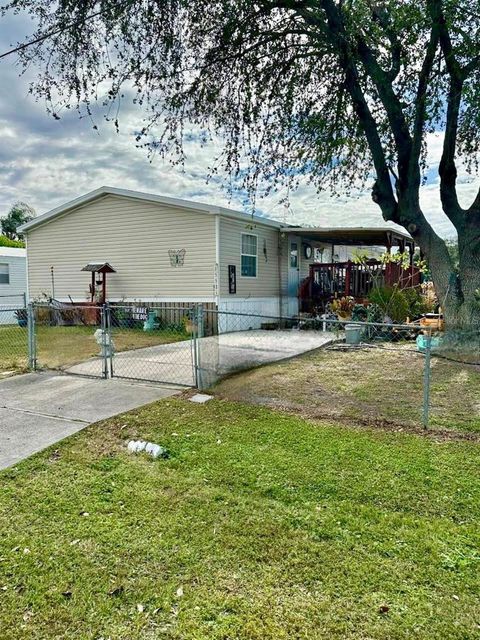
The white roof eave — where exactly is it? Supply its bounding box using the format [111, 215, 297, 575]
[18, 186, 284, 233]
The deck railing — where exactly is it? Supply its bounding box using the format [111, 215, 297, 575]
[299, 260, 421, 311]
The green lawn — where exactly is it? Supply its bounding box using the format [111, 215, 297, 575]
[0, 323, 29, 373]
[0, 324, 188, 374]
[0, 398, 479, 639]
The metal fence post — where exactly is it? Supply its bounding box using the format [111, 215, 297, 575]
[422, 329, 432, 429]
[105, 303, 114, 379]
[192, 306, 199, 388]
[195, 304, 204, 390]
[101, 304, 108, 379]
[27, 302, 36, 370]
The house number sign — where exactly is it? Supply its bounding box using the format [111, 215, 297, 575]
[228, 264, 236, 294]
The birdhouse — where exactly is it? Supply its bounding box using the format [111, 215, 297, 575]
[81, 262, 116, 304]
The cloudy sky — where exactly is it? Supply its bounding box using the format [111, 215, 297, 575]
[0, 11, 477, 239]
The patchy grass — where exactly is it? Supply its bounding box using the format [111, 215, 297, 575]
[213, 344, 480, 433]
[0, 324, 188, 374]
[0, 323, 29, 374]
[0, 398, 479, 639]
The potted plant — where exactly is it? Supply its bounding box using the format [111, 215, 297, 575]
[15, 308, 28, 327]
[331, 296, 355, 320]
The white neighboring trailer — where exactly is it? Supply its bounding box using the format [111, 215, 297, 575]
[0, 247, 27, 324]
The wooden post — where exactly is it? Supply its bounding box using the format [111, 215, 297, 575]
[409, 242, 414, 267]
[309, 264, 313, 308]
[102, 272, 107, 305]
[345, 260, 351, 296]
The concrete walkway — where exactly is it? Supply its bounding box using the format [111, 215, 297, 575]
[0, 372, 178, 470]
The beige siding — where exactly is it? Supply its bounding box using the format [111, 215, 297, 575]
[219, 217, 280, 297]
[279, 234, 289, 296]
[26, 195, 216, 301]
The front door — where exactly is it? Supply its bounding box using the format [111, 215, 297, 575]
[287, 235, 300, 316]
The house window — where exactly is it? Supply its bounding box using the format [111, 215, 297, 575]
[290, 242, 298, 268]
[0, 263, 9, 285]
[241, 233, 257, 277]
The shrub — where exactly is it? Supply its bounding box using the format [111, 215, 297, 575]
[351, 304, 368, 322]
[368, 286, 409, 322]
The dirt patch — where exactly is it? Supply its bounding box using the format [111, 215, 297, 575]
[213, 343, 480, 440]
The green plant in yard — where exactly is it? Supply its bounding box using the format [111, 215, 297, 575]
[403, 286, 436, 318]
[351, 304, 368, 322]
[112, 307, 136, 329]
[368, 285, 410, 323]
[331, 296, 355, 319]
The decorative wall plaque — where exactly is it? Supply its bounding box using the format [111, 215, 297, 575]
[168, 249, 186, 266]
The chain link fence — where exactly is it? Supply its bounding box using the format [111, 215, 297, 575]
[28, 302, 197, 386]
[32, 303, 106, 378]
[0, 306, 29, 375]
[2, 300, 479, 432]
[196, 309, 479, 432]
[425, 327, 480, 432]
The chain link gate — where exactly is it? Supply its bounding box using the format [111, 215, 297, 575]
[104, 304, 198, 387]
[28, 302, 199, 387]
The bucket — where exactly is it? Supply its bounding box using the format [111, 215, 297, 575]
[345, 323, 362, 345]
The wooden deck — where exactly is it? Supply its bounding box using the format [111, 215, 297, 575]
[299, 259, 421, 311]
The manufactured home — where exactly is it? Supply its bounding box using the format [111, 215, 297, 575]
[19, 187, 418, 325]
[0, 247, 27, 323]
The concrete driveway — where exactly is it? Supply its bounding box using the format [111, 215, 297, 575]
[66, 330, 333, 386]
[0, 372, 178, 470]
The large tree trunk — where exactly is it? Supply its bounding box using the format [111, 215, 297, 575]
[384, 196, 479, 329]
[413, 215, 480, 329]
[453, 222, 480, 328]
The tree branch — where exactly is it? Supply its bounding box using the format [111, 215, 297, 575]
[410, 20, 439, 172]
[368, 4, 402, 81]
[311, 0, 398, 222]
[430, 0, 465, 229]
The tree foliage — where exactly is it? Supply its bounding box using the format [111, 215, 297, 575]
[1, 202, 35, 240]
[0, 234, 25, 248]
[2, 0, 480, 324]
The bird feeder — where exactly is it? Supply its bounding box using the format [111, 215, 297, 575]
[81, 262, 116, 304]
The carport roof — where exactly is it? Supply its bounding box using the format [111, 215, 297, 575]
[281, 226, 414, 246]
